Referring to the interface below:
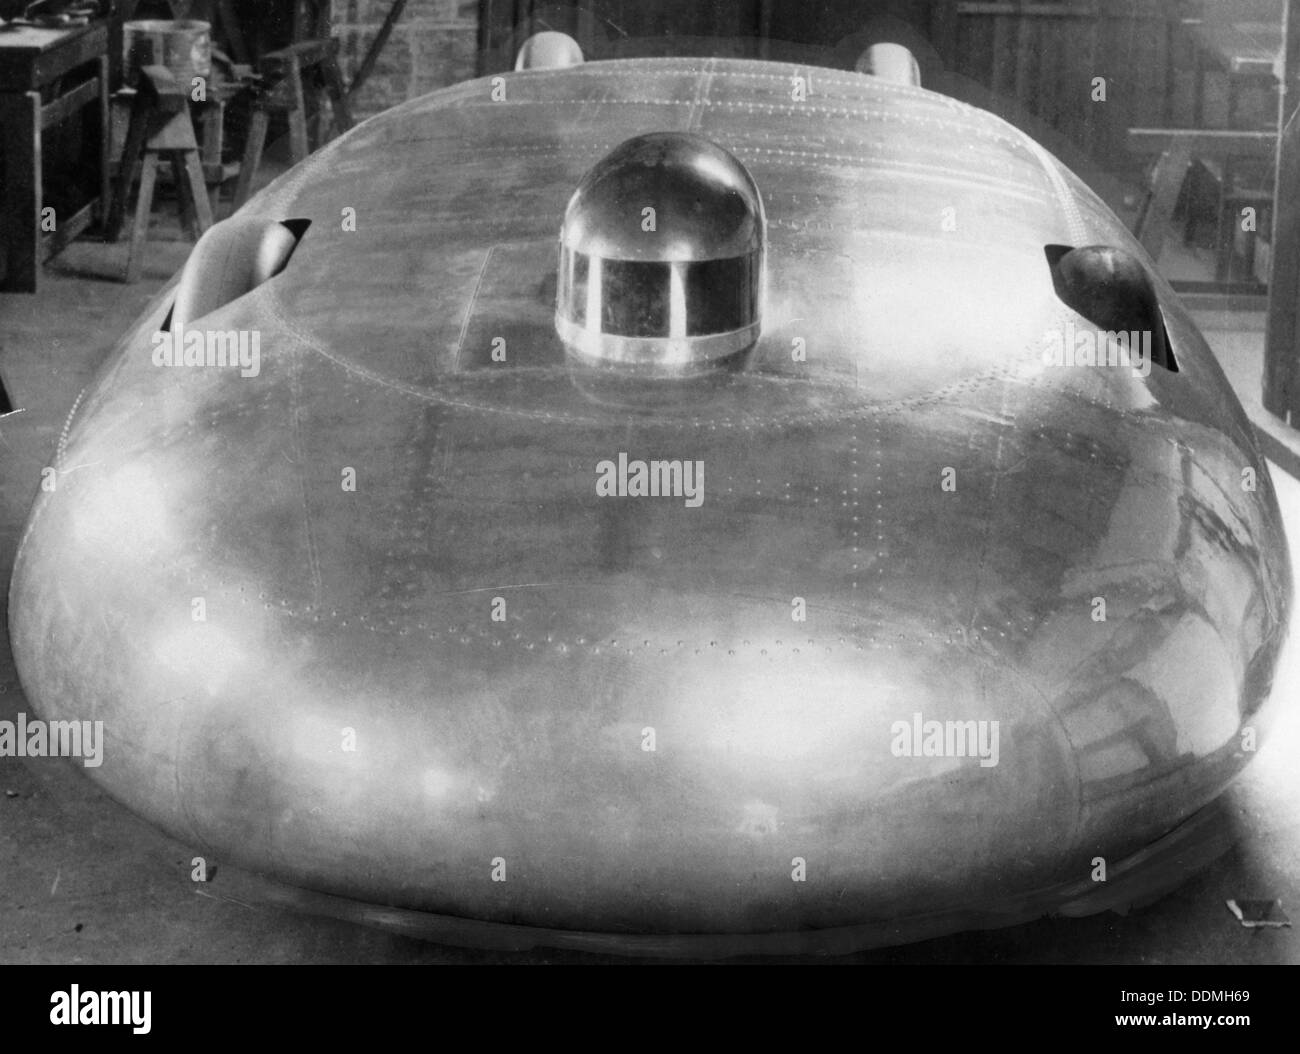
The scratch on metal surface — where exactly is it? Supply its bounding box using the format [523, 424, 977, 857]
[687, 58, 716, 133]
[193, 887, 258, 911]
[454, 246, 497, 372]
[288, 348, 324, 606]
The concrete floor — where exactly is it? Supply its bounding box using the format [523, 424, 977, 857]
[2, 211, 1299, 964]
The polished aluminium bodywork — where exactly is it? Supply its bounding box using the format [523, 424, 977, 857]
[8, 56, 1292, 952]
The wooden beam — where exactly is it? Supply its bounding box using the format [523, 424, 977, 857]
[214, 0, 251, 66]
[1281, 0, 1300, 130]
[1127, 128, 1278, 160]
[1264, 0, 1300, 422]
[956, 3, 1098, 17]
[1133, 135, 1193, 264]
[0, 91, 40, 293]
[346, 0, 409, 101]
[39, 74, 99, 130]
[97, 54, 109, 229]
[40, 199, 96, 262]
[929, 0, 958, 64]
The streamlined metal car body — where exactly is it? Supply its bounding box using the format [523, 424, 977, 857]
[8, 47, 1292, 955]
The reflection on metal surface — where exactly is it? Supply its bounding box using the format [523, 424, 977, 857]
[514, 31, 584, 71]
[172, 218, 309, 328]
[856, 42, 922, 86]
[1047, 244, 1177, 373]
[1225, 899, 1291, 928]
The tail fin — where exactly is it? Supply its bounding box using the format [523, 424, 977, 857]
[0, 374, 11, 415]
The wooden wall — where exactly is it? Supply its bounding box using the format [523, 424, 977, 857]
[936, 1, 1179, 178]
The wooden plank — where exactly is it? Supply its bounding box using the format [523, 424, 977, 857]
[146, 107, 201, 152]
[125, 154, 158, 284]
[1190, 22, 1281, 78]
[1127, 128, 1278, 160]
[1175, 289, 1271, 313]
[39, 75, 100, 131]
[40, 199, 96, 262]
[170, 154, 198, 242]
[106, 93, 153, 241]
[288, 111, 310, 167]
[1044, 3, 1064, 132]
[1172, 280, 1269, 299]
[960, 8, 988, 94]
[1282, 0, 1300, 130]
[263, 38, 339, 75]
[214, 0, 251, 66]
[1013, 12, 1033, 108]
[956, 3, 1098, 17]
[1085, 2, 1101, 158]
[929, 1, 959, 65]
[1133, 135, 1194, 264]
[321, 56, 355, 136]
[234, 108, 270, 208]
[284, 55, 309, 163]
[0, 91, 41, 292]
[991, 12, 1007, 101]
[1265, 16, 1300, 421]
[31, 24, 110, 90]
[1163, 13, 1176, 125]
[97, 55, 109, 229]
[0, 23, 108, 91]
[182, 149, 214, 234]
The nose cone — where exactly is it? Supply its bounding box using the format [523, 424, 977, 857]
[9, 507, 1078, 935]
[8, 291, 1291, 940]
[8, 286, 1289, 940]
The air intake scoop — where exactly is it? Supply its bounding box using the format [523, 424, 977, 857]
[556, 132, 766, 376]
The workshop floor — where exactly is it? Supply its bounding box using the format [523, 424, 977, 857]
[2, 206, 1299, 964]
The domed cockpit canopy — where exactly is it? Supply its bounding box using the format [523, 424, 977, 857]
[556, 132, 766, 376]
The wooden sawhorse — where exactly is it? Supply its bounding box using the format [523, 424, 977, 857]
[233, 37, 353, 209]
[105, 65, 213, 283]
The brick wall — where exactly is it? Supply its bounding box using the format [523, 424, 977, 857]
[331, 1, 481, 119]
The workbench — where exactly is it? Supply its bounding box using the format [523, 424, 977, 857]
[0, 21, 110, 293]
